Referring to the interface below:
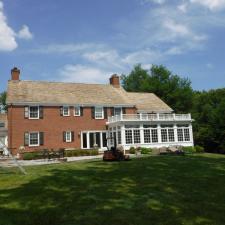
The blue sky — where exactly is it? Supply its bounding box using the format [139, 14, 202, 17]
[0, 0, 225, 92]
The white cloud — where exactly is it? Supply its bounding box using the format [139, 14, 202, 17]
[190, 0, 225, 11]
[17, 25, 33, 40]
[0, 1, 17, 51]
[164, 19, 190, 37]
[0, 1, 33, 51]
[178, 3, 188, 13]
[32, 43, 105, 54]
[58, 64, 112, 83]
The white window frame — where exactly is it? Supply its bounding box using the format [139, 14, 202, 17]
[29, 132, 39, 147]
[74, 106, 81, 116]
[63, 106, 70, 116]
[29, 106, 39, 119]
[95, 106, 104, 119]
[114, 107, 122, 116]
[65, 131, 72, 143]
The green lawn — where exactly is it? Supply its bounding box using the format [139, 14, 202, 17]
[1, 154, 225, 225]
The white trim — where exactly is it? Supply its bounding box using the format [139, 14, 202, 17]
[65, 131, 72, 142]
[63, 106, 70, 116]
[29, 132, 40, 147]
[95, 106, 104, 119]
[74, 106, 81, 116]
[29, 106, 40, 119]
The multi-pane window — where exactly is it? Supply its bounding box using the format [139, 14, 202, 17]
[144, 129, 151, 143]
[168, 129, 175, 142]
[95, 107, 104, 119]
[177, 125, 190, 142]
[65, 131, 72, 142]
[143, 125, 158, 143]
[63, 106, 70, 116]
[74, 106, 80, 116]
[133, 130, 141, 144]
[29, 132, 39, 146]
[177, 129, 184, 142]
[161, 129, 168, 142]
[160, 125, 175, 143]
[184, 128, 190, 141]
[124, 125, 140, 144]
[117, 126, 122, 145]
[114, 107, 122, 116]
[151, 129, 158, 143]
[125, 130, 133, 144]
[0, 122, 5, 128]
[29, 106, 39, 119]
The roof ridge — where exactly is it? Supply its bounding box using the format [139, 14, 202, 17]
[8, 79, 113, 87]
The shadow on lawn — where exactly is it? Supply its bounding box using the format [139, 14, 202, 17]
[0, 156, 225, 225]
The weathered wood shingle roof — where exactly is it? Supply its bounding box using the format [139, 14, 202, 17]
[7, 80, 173, 112]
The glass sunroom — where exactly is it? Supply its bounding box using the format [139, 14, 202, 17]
[107, 113, 194, 150]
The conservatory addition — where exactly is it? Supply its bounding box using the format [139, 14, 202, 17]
[107, 113, 194, 150]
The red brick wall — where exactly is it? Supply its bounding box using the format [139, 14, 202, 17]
[8, 106, 137, 154]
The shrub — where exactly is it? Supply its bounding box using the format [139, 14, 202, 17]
[195, 145, 204, 153]
[182, 146, 196, 154]
[140, 148, 152, 154]
[23, 152, 42, 160]
[64, 149, 99, 157]
[129, 147, 136, 154]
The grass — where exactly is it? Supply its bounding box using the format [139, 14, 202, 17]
[0, 153, 225, 225]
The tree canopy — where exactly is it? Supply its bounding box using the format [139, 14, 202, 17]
[121, 64, 193, 113]
[122, 64, 225, 152]
[0, 91, 7, 113]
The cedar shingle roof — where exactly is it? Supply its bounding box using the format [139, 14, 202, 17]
[7, 80, 173, 112]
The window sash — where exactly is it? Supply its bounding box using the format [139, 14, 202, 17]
[114, 107, 122, 116]
[65, 131, 72, 142]
[95, 107, 104, 119]
[74, 106, 80, 116]
[29, 106, 39, 119]
[63, 106, 70, 116]
[29, 132, 39, 146]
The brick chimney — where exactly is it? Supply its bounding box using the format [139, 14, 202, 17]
[109, 74, 120, 88]
[11, 67, 20, 81]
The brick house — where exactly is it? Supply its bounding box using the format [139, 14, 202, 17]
[7, 67, 193, 155]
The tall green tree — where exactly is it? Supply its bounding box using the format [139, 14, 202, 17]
[121, 64, 193, 113]
[192, 89, 225, 152]
[0, 91, 7, 112]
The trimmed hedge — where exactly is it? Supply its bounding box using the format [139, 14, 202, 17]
[23, 152, 43, 160]
[140, 147, 152, 154]
[129, 147, 152, 154]
[64, 149, 99, 157]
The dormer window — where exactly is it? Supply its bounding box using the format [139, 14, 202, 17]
[29, 106, 39, 119]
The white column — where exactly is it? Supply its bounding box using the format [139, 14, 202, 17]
[100, 132, 102, 149]
[157, 124, 162, 143]
[140, 123, 144, 144]
[174, 124, 178, 143]
[121, 125, 126, 146]
[87, 132, 90, 149]
[81, 132, 83, 149]
[189, 123, 194, 146]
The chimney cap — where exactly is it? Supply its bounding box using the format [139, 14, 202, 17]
[11, 67, 20, 73]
